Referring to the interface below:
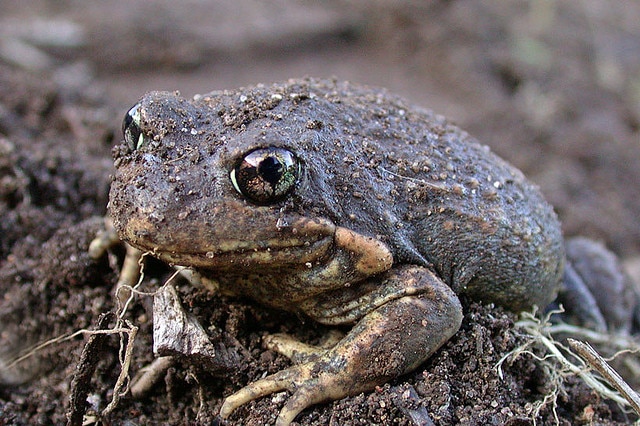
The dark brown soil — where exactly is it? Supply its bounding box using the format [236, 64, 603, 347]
[1, 1, 639, 425]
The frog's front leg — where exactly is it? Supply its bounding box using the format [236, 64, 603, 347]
[219, 266, 463, 426]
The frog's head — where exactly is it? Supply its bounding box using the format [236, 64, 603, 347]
[108, 87, 392, 277]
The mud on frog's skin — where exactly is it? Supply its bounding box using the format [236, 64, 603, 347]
[109, 78, 566, 425]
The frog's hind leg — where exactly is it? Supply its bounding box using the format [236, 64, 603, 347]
[557, 237, 638, 333]
[558, 260, 607, 332]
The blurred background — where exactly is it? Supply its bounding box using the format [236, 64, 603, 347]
[2, 0, 640, 257]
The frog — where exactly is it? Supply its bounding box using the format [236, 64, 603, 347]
[108, 77, 620, 425]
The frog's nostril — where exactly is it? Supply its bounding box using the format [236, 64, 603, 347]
[123, 103, 144, 150]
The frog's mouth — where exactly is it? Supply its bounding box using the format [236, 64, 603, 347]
[159, 235, 334, 269]
[118, 212, 338, 271]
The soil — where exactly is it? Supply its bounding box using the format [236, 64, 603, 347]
[1, 1, 639, 425]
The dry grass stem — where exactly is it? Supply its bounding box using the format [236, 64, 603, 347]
[497, 308, 640, 425]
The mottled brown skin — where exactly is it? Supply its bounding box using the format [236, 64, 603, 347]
[109, 78, 564, 425]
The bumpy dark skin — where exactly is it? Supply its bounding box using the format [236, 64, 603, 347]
[109, 78, 565, 425]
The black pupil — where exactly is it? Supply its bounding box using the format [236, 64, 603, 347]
[258, 156, 283, 185]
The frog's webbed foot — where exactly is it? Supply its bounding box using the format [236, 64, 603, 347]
[219, 266, 463, 426]
[558, 237, 638, 333]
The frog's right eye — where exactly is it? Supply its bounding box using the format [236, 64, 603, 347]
[123, 103, 144, 150]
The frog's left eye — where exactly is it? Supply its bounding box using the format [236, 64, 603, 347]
[230, 148, 300, 204]
[122, 103, 144, 150]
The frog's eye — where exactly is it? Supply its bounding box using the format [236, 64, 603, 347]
[122, 103, 144, 150]
[230, 148, 300, 204]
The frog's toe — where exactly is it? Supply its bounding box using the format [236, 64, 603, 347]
[219, 366, 310, 422]
[219, 375, 284, 419]
[219, 363, 342, 426]
[276, 382, 331, 426]
[263, 333, 330, 364]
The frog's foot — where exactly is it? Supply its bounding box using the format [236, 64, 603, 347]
[220, 361, 336, 426]
[559, 237, 638, 333]
[220, 266, 463, 426]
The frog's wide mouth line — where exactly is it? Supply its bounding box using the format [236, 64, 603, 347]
[138, 233, 336, 270]
[116, 207, 341, 269]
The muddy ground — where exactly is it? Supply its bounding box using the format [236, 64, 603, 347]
[1, 1, 640, 425]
